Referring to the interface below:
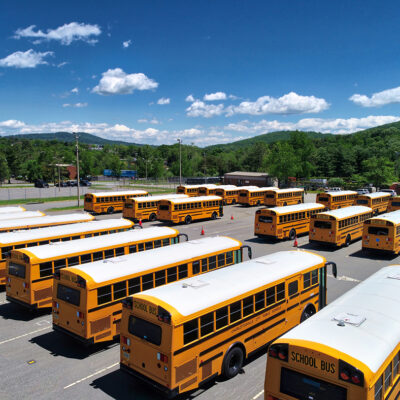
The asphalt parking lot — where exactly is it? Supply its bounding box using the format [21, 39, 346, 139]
[1, 198, 399, 400]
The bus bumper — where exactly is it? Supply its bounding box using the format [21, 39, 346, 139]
[53, 324, 95, 346]
[309, 239, 337, 247]
[6, 295, 37, 310]
[120, 362, 178, 399]
[362, 246, 395, 255]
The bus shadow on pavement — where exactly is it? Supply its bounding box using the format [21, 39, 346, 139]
[0, 302, 48, 321]
[246, 237, 277, 244]
[29, 330, 118, 360]
[348, 249, 398, 261]
[299, 243, 337, 252]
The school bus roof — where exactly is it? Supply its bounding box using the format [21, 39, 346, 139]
[87, 190, 148, 197]
[128, 194, 188, 203]
[277, 265, 400, 374]
[240, 187, 276, 192]
[323, 190, 357, 196]
[0, 213, 93, 230]
[0, 218, 132, 245]
[0, 206, 26, 214]
[198, 184, 218, 188]
[135, 250, 326, 319]
[358, 191, 391, 199]
[13, 226, 178, 261]
[214, 185, 238, 190]
[0, 210, 44, 221]
[237, 186, 259, 190]
[264, 203, 324, 215]
[268, 188, 304, 193]
[161, 196, 222, 204]
[66, 236, 242, 287]
[316, 206, 372, 220]
[368, 209, 400, 225]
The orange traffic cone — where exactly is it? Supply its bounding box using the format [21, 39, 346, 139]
[231, 215, 234, 220]
[139, 219, 143, 228]
[201, 226, 205, 235]
[293, 236, 298, 248]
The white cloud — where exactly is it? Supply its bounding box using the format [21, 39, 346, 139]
[14, 22, 101, 45]
[185, 94, 195, 102]
[204, 92, 227, 101]
[92, 68, 158, 95]
[0, 120, 26, 128]
[137, 118, 160, 124]
[57, 61, 68, 68]
[62, 102, 88, 108]
[157, 97, 170, 105]
[186, 100, 225, 118]
[122, 40, 132, 48]
[225, 92, 329, 116]
[350, 86, 400, 107]
[0, 49, 53, 68]
[71, 88, 79, 94]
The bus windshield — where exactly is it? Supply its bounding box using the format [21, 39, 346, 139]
[128, 315, 161, 346]
[159, 205, 169, 211]
[8, 262, 25, 278]
[368, 226, 389, 235]
[357, 199, 368, 204]
[280, 367, 347, 400]
[57, 284, 80, 306]
[259, 216, 273, 223]
[314, 221, 331, 229]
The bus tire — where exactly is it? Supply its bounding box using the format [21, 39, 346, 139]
[184, 215, 192, 225]
[289, 229, 296, 241]
[232, 199, 236, 205]
[211, 212, 218, 220]
[149, 213, 157, 222]
[283, 202, 287, 206]
[300, 305, 316, 322]
[256, 200, 261, 206]
[298, 200, 301, 204]
[222, 346, 244, 379]
[107, 206, 114, 214]
[345, 235, 351, 247]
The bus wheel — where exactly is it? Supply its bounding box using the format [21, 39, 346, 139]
[222, 346, 244, 379]
[232, 199, 236, 205]
[345, 235, 351, 247]
[107, 206, 114, 214]
[149, 213, 157, 222]
[256, 200, 261, 206]
[298, 200, 301, 204]
[184, 215, 192, 225]
[289, 229, 296, 241]
[283, 202, 287, 206]
[300, 305, 316, 322]
[211, 212, 218, 220]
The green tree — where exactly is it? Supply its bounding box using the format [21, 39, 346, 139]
[0, 153, 10, 185]
[266, 142, 298, 184]
[362, 157, 396, 188]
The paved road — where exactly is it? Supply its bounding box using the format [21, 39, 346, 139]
[1, 200, 398, 400]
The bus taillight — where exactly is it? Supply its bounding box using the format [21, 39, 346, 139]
[76, 311, 84, 319]
[122, 297, 133, 309]
[339, 359, 364, 386]
[53, 301, 59, 308]
[268, 343, 288, 361]
[121, 336, 130, 346]
[157, 352, 168, 363]
[23, 282, 29, 289]
[77, 276, 86, 288]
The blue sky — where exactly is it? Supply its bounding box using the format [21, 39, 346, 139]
[1, 0, 400, 145]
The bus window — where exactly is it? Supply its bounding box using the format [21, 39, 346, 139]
[255, 291, 265, 310]
[201, 258, 208, 272]
[178, 264, 188, 279]
[98, 285, 112, 305]
[230, 301, 241, 323]
[208, 256, 217, 270]
[200, 312, 214, 337]
[167, 267, 177, 283]
[40, 262, 53, 277]
[68, 256, 79, 267]
[104, 249, 114, 259]
[128, 278, 140, 295]
[192, 260, 200, 275]
[129, 316, 161, 346]
[216, 306, 228, 330]
[183, 319, 198, 345]
[142, 273, 154, 291]
[113, 282, 127, 300]
[81, 253, 92, 263]
[314, 220, 331, 229]
[93, 251, 103, 261]
[155, 270, 166, 287]
[138, 243, 144, 252]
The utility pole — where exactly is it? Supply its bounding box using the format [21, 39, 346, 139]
[74, 132, 80, 207]
[177, 138, 182, 185]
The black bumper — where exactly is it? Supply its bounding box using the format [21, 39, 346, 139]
[53, 323, 94, 346]
[6, 295, 38, 310]
[120, 362, 178, 398]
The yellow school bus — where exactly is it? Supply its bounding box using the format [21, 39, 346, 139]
[309, 206, 372, 247]
[197, 184, 219, 196]
[255, 203, 325, 240]
[264, 188, 304, 207]
[0, 213, 94, 233]
[158, 196, 223, 224]
[52, 236, 250, 344]
[265, 265, 400, 400]
[316, 190, 357, 210]
[84, 190, 148, 214]
[123, 194, 188, 222]
[0, 206, 26, 214]
[6, 227, 187, 310]
[214, 185, 239, 205]
[356, 192, 391, 215]
[387, 196, 400, 212]
[362, 210, 400, 254]
[0, 218, 132, 286]
[0, 210, 44, 221]
[238, 187, 276, 206]
[176, 185, 202, 197]
[120, 250, 337, 397]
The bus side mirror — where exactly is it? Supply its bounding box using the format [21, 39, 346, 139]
[241, 245, 252, 259]
[178, 233, 189, 242]
[325, 262, 337, 278]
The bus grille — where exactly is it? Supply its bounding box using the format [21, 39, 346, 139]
[34, 287, 52, 301]
[180, 376, 197, 391]
[175, 358, 197, 383]
[90, 316, 111, 335]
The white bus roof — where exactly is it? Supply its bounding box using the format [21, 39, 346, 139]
[237, 186, 260, 190]
[68, 236, 242, 286]
[0, 206, 26, 214]
[177, 185, 203, 189]
[88, 190, 148, 197]
[323, 191, 357, 196]
[279, 266, 400, 373]
[198, 184, 218, 189]
[0, 211, 44, 221]
[19, 226, 178, 260]
[240, 187, 276, 193]
[128, 194, 188, 203]
[162, 196, 222, 204]
[215, 185, 238, 191]
[316, 206, 372, 219]
[268, 188, 304, 193]
[136, 250, 326, 318]
[265, 203, 325, 214]
[0, 213, 94, 230]
[0, 219, 133, 245]
[358, 191, 391, 199]
[368, 209, 400, 225]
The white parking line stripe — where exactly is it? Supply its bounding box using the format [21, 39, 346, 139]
[328, 273, 360, 282]
[63, 363, 119, 389]
[0, 326, 51, 345]
[252, 389, 264, 399]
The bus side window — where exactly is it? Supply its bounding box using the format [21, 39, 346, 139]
[288, 281, 298, 296]
[217, 253, 225, 268]
[142, 273, 154, 291]
[155, 270, 166, 287]
[54, 259, 66, 271]
[128, 277, 141, 294]
[243, 296, 254, 317]
[68, 256, 79, 267]
[104, 249, 114, 259]
[375, 374, 383, 400]
[145, 241, 154, 250]
[162, 238, 170, 246]
[93, 251, 103, 261]
[230, 301, 242, 323]
[226, 251, 233, 265]
[183, 319, 198, 345]
[311, 270, 318, 285]
[267, 287, 275, 306]
[129, 245, 137, 253]
[178, 264, 188, 279]
[216, 306, 228, 329]
[200, 312, 214, 337]
[303, 272, 311, 288]
[167, 267, 177, 283]
[154, 240, 162, 248]
[255, 291, 265, 311]
[276, 283, 285, 301]
[208, 256, 217, 270]
[98, 285, 112, 305]
[113, 281, 127, 300]
[39, 262, 53, 277]
[138, 243, 145, 252]
[61, 236, 71, 242]
[192, 260, 200, 275]
[201, 258, 208, 272]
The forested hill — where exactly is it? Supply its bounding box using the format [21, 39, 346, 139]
[2, 131, 134, 146]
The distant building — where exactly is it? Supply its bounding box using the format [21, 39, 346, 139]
[223, 171, 277, 187]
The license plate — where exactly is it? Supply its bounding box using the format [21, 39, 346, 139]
[123, 352, 130, 360]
